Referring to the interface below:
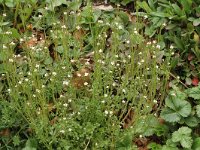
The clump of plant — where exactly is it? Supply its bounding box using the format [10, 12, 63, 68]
[136, 0, 200, 86]
[0, 1, 171, 149]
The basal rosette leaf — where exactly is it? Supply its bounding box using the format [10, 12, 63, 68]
[165, 96, 191, 117]
[160, 108, 181, 123]
[185, 85, 200, 100]
[196, 105, 200, 118]
[172, 127, 193, 149]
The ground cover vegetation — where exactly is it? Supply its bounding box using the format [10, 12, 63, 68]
[0, 0, 199, 149]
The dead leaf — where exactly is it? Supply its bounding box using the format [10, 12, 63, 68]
[93, 5, 114, 11]
[0, 128, 10, 137]
[72, 67, 91, 89]
[50, 116, 58, 125]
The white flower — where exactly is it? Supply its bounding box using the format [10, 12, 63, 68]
[144, 15, 148, 19]
[122, 100, 126, 103]
[118, 25, 123, 29]
[68, 128, 72, 132]
[61, 25, 66, 29]
[62, 66, 66, 69]
[101, 100, 105, 103]
[35, 64, 40, 68]
[156, 45, 161, 49]
[99, 49, 103, 53]
[52, 72, 57, 76]
[104, 110, 109, 115]
[7, 89, 11, 93]
[122, 89, 126, 93]
[36, 89, 40, 93]
[126, 40, 130, 44]
[98, 20, 103, 23]
[77, 73, 81, 77]
[3, 13, 6, 17]
[9, 59, 14, 62]
[111, 61, 115, 65]
[84, 82, 88, 86]
[104, 94, 108, 97]
[170, 45, 174, 49]
[76, 26, 81, 30]
[68, 99, 72, 102]
[63, 103, 68, 107]
[141, 59, 144, 63]
[60, 130, 65, 133]
[64, 12, 67, 15]
[63, 80, 69, 86]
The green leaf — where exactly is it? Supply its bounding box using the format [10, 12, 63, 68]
[174, 37, 184, 50]
[185, 86, 200, 100]
[117, 11, 129, 25]
[172, 127, 193, 149]
[160, 108, 181, 122]
[13, 136, 20, 146]
[196, 105, 200, 118]
[193, 18, 200, 26]
[172, 4, 183, 16]
[184, 116, 198, 127]
[121, 0, 132, 6]
[192, 137, 200, 150]
[165, 92, 191, 118]
[137, 1, 152, 13]
[5, 0, 16, 7]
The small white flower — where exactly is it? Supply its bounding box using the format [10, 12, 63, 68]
[60, 130, 65, 133]
[9, 59, 14, 62]
[143, 96, 147, 99]
[97, 42, 100, 46]
[126, 40, 130, 44]
[35, 64, 40, 68]
[144, 15, 148, 19]
[137, 62, 141, 66]
[52, 72, 57, 76]
[111, 61, 115, 65]
[118, 25, 123, 29]
[134, 30, 138, 34]
[101, 100, 105, 103]
[7, 89, 11, 93]
[122, 100, 126, 103]
[104, 110, 109, 115]
[36, 89, 40, 93]
[76, 26, 81, 30]
[68, 128, 72, 132]
[68, 99, 72, 103]
[98, 20, 103, 23]
[64, 12, 67, 15]
[128, 55, 131, 58]
[122, 89, 126, 93]
[153, 99, 157, 103]
[139, 135, 143, 138]
[141, 59, 144, 63]
[99, 49, 103, 53]
[109, 111, 113, 115]
[3, 13, 6, 17]
[77, 73, 81, 77]
[112, 82, 117, 87]
[63, 103, 68, 107]
[42, 85, 45, 88]
[170, 45, 174, 49]
[63, 80, 69, 86]
[18, 81, 22, 84]
[45, 73, 48, 77]
[104, 94, 108, 98]
[84, 82, 88, 86]
[156, 45, 161, 49]
[33, 94, 36, 97]
[61, 25, 66, 29]
[153, 40, 157, 44]
[62, 66, 66, 69]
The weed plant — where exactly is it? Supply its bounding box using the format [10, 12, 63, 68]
[0, 1, 170, 149]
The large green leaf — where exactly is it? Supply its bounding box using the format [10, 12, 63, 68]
[196, 105, 200, 118]
[160, 108, 181, 122]
[185, 85, 200, 100]
[172, 127, 193, 149]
